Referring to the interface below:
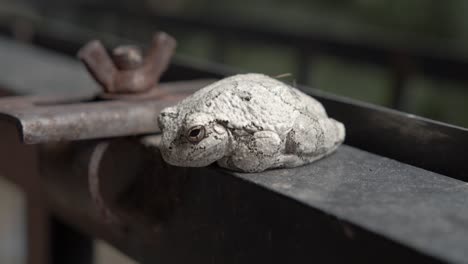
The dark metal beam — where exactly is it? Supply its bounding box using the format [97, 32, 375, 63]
[38, 138, 452, 264]
[312, 90, 468, 181]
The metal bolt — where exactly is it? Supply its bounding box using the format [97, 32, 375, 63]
[112, 45, 143, 70]
[78, 31, 176, 99]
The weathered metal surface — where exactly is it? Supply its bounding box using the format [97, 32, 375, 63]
[78, 32, 176, 98]
[312, 90, 468, 182]
[239, 146, 468, 264]
[0, 80, 214, 144]
[38, 137, 468, 263]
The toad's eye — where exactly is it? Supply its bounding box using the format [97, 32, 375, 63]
[186, 125, 206, 143]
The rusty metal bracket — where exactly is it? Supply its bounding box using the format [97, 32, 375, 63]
[0, 31, 216, 144]
[0, 76, 214, 229]
[0, 79, 213, 144]
[0, 33, 216, 231]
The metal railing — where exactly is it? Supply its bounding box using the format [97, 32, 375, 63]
[77, 5, 468, 110]
[4, 4, 468, 112]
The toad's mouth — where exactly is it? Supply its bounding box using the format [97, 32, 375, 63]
[162, 135, 228, 167]
[188, 143, 224, 163]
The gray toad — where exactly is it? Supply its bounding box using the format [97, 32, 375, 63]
[158, 73, 345, 172]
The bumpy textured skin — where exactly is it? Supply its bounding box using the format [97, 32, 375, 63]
[158, 73, 345, 172]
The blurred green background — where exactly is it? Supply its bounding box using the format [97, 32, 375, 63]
[1, 0, 468, 127]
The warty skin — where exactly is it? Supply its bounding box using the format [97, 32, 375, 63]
[158, 73, 345, 172]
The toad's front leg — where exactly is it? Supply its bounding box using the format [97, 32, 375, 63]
[218, 131, 282, 172]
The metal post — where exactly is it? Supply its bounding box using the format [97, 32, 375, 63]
[50, 217, 94, 264]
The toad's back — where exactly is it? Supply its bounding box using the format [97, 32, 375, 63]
[176, 74, 328, 135]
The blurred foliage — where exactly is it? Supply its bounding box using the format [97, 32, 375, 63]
[406, 78, 468, 126]
[310, 57, 393, 106]
[0, 0, 467, 127]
